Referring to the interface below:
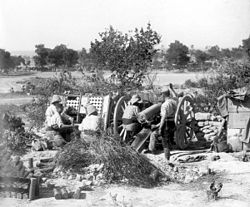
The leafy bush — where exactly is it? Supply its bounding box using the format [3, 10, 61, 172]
[1, 112, 35, 154]
[184, 60, 250, 113]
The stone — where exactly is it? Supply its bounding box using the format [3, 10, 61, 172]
[96, 173, 103, 180]
[199, 166, 210, 176]
[183, 174, 193, 183]
[85, 173, 94, 180]
[195, 113, 211, 121]
[173, 166, 179, 172]
[197, 121, 205, 127]
[76, 174, 83, 182]
[82, 180, 92, 186]
[68, 175, 74, 180]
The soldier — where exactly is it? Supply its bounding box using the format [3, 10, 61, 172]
[122, 94, 143, 137]
[45, 95, 74, 147]
[148, 86, 177, 162]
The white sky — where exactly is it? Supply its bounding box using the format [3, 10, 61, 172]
[0, 0, 250, 52]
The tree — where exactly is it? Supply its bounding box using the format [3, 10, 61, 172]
[78, 48, 94, 71]
[166, 40, 190, 67]
[0, 49, 25, 73]
[33, 44, 50, 68]
[193, 49, 210, 65]
[207, 45, 221, 60]
[11, 56, 25, 67]
[48, 44, 78, 67]
[230, 46, 244, 60]
[89, 23, 161, 87]
[0, 49, 12, 70]
[242, 35, 250, 58]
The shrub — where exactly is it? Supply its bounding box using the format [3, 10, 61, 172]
[1, 112, 35, 154]
[184, 59, 250, 113]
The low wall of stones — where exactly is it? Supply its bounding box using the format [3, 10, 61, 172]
[194, 112, 224, 142]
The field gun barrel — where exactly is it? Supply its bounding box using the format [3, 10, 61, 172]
[137, 103, 161, 123]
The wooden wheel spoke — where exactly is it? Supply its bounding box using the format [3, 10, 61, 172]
[113, 96, 129, 137]
[175, 95, 195, 150]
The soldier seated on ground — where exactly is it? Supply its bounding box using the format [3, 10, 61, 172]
[78, 104, 100, 143]
[45, 95, 75, 147]
[122, 94, 143, 139]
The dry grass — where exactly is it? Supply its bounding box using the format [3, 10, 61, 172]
[55, 132, 161, 187]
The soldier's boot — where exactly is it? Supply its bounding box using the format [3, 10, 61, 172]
[164, 148, 170, 161]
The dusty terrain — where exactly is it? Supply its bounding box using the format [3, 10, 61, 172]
[0, 71, 249, 207]
[0, 151, 250, 207]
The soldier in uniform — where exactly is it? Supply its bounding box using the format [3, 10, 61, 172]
[148, 86, 177, 162]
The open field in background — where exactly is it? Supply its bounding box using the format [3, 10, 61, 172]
[0, 71, 205, 94]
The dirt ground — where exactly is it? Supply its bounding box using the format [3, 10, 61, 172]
[0, 72, 249, 207]
[0, 152, 250, 207]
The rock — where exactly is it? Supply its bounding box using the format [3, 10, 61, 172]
[183, 174, 193, 183]
[92, 180, 101, 186]
[85, 174, 94, 181]
[173, 166, 179, 172]
[149, 169, 159, 181]
[96, 173, 103, 180]
[210, 155, 220, 161]
[82, 180, 92, 186]
[195, 113, 211, 121]
[41, 177, 47, 182]
[96, 163, 104, 171]
[76, 174, 83, 182]
[68, 175, 74, 180]
[197, 121, 205, 127]
[199, 166, 210, 176]
[53, 166, 62, 173]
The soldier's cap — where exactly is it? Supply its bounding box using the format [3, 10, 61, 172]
[51, 95, 62, 104]
[130, 94, 143, 105]
[86, 104, 97, 115]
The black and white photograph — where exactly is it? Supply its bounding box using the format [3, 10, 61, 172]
[0, 0, 250, 206]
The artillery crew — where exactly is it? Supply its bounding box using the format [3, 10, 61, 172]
[122, 94, 143, 138]
[45, 95, 74, 147]
[147, 86, 177, 162]
[79, 104, 100, 143]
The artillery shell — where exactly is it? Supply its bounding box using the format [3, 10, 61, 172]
[61, 188, 69, 199]
[23, 193, 28, 199]
[53, 188, 62, 200]
[28, 158, 33, 168]
[17, 193, 22, 199]
[35, 176, 40, 197]
[2, 191, 7, 198]
[29, 178, 37, 200]
[73, 188, 81, 199]
[6, 191, 11, 197]
[11, 191, 17, 198]
[16, 161, 23, 171]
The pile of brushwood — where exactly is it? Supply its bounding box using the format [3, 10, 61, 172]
[1, 112, 35, 154]
[55, 132, 162, 187]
